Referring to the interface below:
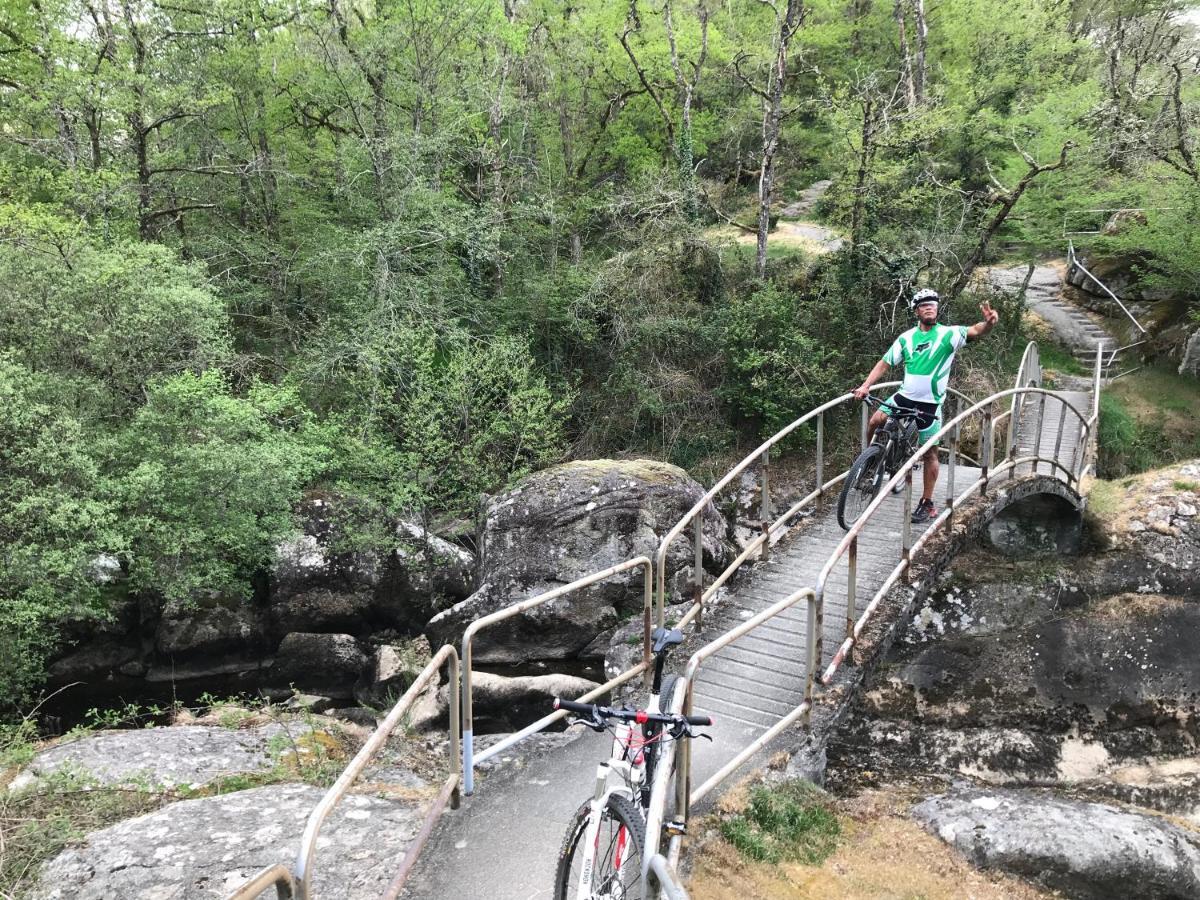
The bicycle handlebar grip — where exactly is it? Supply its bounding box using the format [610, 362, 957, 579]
[554, 698, 596, 715]
[685, 714, 714, 726]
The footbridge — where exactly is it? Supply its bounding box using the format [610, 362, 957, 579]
[231, 342, 1103, 900]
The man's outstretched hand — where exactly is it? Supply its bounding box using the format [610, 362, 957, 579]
[981, 300, 1000, 326]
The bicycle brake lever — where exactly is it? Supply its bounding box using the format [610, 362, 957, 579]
[566, 715, 607, 733]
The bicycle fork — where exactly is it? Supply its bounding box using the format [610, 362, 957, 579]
[577, 756, 638, 900]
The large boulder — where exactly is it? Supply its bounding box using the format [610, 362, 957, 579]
[270, 633, 368, 698]
[353, 637, 433, 707]
[271, 498, 476, 638]
[270, 496, 382, 638]
[155, 592, 264, 660]
[913, 787, 1200, 899]
[31, 783, 427, 900]
[373, 522, 475, 632]
[1179, 328, 1200, 378]
[426, 459, 731, 664]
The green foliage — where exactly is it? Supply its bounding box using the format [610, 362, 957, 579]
[0, 227, 232, 416]
[716, 281, 843, 438]
[109, 372, 329, 603]
[0, 357, 117, 710]
[719, 780, 841, 865]
[1097, 391, 1169, 478]
[1, 0, 1195, 712]
[397, 330, 570, 513]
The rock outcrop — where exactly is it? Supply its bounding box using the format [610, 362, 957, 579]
[914, 788, 1200, 900]
[427, 459, 730, 663]
[31, 783, 427, 900]
[270, 632, 368, 698]
[10, 723, 312, 791]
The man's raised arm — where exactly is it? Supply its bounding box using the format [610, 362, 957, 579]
[966, 300, 1000, 341]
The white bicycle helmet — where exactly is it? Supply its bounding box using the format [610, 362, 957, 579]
[910, 288, 940, 310]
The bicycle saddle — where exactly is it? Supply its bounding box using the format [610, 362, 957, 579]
[651, 627, 684, 653]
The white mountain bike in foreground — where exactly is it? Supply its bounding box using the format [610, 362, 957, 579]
[552, 627, 713, 900]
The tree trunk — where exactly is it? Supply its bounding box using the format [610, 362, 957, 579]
[948, 143, 1071, 299]
[912, 0, 928, 105]
[895, 0, 915, 108]
[850, 98, 875, 246]
[756, 0, 804, 279]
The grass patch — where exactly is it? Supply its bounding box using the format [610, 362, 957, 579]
[719, 780, 841, 865]
[1174, 480, 1199, 492]
[1098, 390, 1174, 477]
[1100, 365, 1200, 477]
[1037, 342, 1086, 376]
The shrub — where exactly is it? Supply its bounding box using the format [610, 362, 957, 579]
[719, 780, 841, 865]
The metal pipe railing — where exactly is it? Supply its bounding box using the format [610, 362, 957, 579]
[460, 556, 653, 795]
[1067, 241, 1147, 335]
[290, 643, 461, 900]
[646, 853, 690, 900]
[227, 864, 295, 900]
[815, 386, 1090, 687]
[653, 383, 973, 624]
[637, 587, 819, 886]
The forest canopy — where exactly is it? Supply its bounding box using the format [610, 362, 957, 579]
[1, 0, 1198, 705]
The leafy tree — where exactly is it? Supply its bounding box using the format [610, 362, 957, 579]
[0, 357, 118, 708]
[108, 372, 328, 603]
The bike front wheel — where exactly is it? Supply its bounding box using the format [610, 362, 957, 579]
[553, 793, 647, 900]
[837, 443, 886, 530]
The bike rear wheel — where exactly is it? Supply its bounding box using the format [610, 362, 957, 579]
[553, 793, 647, 900]
[837, 443, 886, 530]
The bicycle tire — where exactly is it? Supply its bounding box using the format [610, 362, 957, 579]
[837, 443, 886, 530]
[553, 792, 647, 900]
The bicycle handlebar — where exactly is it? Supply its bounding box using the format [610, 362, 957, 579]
[554, 698, 713, 728]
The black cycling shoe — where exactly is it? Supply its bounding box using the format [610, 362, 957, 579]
[911, 497, 936, 524]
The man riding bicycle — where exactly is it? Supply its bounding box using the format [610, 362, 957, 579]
[853, 288, 999, 523]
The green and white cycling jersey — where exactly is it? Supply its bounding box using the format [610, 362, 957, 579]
[882, 322, 970, 405]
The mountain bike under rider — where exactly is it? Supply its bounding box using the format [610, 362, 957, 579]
[852, 288, 999, 524]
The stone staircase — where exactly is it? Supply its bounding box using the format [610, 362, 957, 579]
[986, 264, 1116, 375]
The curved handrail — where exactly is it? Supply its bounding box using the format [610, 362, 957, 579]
[1068, 240, 1147, 334]
[227, 864, 295, 900]
[653, 382, 974, 623]
[294, 644, 462, 900]
[229, 644, 463, 900]
[813, 386, 1091, 674]
[459, 556, 653, 795]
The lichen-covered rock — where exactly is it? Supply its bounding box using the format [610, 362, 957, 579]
[156, 592, 263, 659]
[1080, 463, 1200, 596]
[373, 521, 475, 631]
[426, 459, 730, 663]
[9, 723, 313, 791]
[270, 633, 367, 697]
[913, 787, 1200, 899]
[30, 783, 426, 900]
[354, 637, 433, 707]
[270, 496, 382, 638]
[271, 499, 475, 637]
